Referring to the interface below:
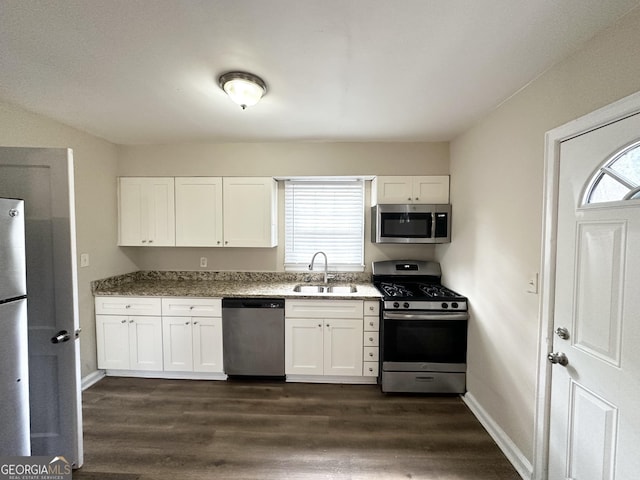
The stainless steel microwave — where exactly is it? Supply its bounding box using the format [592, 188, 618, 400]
[372, 204, 451, 244]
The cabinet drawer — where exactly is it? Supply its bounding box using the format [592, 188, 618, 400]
[95, 296, 161, 316]
[363, 331, 379, 347]
[363, 362, 379, 377]
[364, 316, 379, 332]
[363, 346, 379, 362]
[285, 300, 363, 319]
[364, 300, 380, 316]
[161, 297, 222, 317]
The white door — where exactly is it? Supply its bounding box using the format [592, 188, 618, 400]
[0, 147, 82, 466]
[96, 315, 130, 370]
[162, 316, 193, 371]
[285, 318, 324, 375]
[175, 177, 223, 247]
[193, 317, 224, 373]
[129, 316, 163, 371]
[323, 319, 363, 376]
[549, 112, 640, 479]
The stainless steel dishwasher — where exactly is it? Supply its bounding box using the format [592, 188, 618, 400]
[222, 298, 285, 377]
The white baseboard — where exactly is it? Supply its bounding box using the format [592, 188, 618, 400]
[81, 370, 106, 391]
[462, 392, 533, 480]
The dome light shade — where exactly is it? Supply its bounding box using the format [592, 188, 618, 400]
[218, 71, 267, 109]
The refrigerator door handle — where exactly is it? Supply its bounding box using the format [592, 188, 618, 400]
[51, 330, 71, 344]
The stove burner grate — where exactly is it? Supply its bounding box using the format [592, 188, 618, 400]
[418, 283, 461, 299]
[378, 282, 414, 297]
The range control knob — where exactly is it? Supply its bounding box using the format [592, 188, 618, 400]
[452, 302, 459, 309]
[393, 302, 400, 309]
[403, 302, 410, 309]
[441, 302, 449, 309]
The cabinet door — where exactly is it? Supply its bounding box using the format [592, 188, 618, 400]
[372, 176, 414, 204]
[413, 176, 449, 203]
[118, 178, 146, 245]
[285, 318, 323, 375]
[222, 177, 277, 247]
[162, 317, 193, 371]
[118, 177, 175, 246]
[192, 317, 223, 373]
[175, 177, 223, 247]
[96, 315, 130, 370]
[323, 319, 363, 376]
[147, 178, 175, 246]
[129, 316, 163, 371]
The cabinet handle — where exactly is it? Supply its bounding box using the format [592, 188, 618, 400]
[415, 197, 419, 201]
[318, 324, 322, 328]
[121, 319, 127, 324]
[326, 323, 331, 327]
[225, 241, 229, 245]
[368, 306, 374, 311]
[141, 240, 147, 243]
[369, 352, 374, 357]
[368, 367, 374, 372]
[407, 197, 412, 201]
[129, 320, 135, 324]
[369, 321, 374, 327]
[193, 321, 199, 325]
[148, 239, 153, 244]
[189, 306, 194, 310]
[125, 305, 131, 309]
[369, 337, 374, 342]
[217, 241, 221, 245]
[185, 321, 190, 325]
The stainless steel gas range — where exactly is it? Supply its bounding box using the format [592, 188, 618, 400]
[372, 260, 469, 394]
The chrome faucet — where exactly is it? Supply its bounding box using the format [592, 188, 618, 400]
[309, 251, 329, 284]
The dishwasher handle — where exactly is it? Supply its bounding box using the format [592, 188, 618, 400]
[222, 298, 285, 309]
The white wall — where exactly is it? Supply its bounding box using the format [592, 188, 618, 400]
[118, 142, 450, 272]
[439, 6, 640, 472]
[0, 101, 137, 377]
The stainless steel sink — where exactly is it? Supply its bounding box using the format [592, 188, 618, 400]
[293, 284, 326, 293]
[326, 285, 358, 294]
[292, 284, 357, 294]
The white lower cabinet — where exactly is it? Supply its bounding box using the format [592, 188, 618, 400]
[162, 316, 223, 373]
[285, 300, 364, 378]
[96, 314, 163, 371]
[95, 296, 223, 377]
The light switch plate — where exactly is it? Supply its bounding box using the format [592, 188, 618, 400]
[200, 257, 207, 268]
[80, 253, 90, 268]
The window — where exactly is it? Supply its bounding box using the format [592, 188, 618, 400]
[284, 179, 364, 271]
[585, 141, 640, 204]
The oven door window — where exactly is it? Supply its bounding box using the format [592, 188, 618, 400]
[383, 319, 467, 363]
[380, 212, 432, 238]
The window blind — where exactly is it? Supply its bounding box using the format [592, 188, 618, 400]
[284, 180, 364, 271]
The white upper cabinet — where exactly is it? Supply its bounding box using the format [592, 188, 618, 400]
[118, 177, 175, 246]
[371, 176, 450, 205]
[119, 176, 278, 248]
[175, 177, 223, 247]
[222, 177, 278, 247]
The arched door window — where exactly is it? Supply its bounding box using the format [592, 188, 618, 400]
[584, 140, 640, 204]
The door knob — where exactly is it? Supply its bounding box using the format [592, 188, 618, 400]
[547, 352, 569, 366]
[555, 327, 570, 340]
[51, 330, 71, 344]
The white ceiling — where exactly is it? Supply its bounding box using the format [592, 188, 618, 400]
[1, 0, 639, 145]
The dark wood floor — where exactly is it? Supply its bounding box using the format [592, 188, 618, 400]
[73, 377, 520, 480]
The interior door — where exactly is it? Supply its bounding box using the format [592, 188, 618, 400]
[549, 113, 640, 479]
[0, 147, 82, 466]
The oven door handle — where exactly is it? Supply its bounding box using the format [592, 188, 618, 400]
[383, 312, 469, 321]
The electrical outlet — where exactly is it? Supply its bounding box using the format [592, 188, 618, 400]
[80, 253, 90, 268]
[527, 273, 538, 294]
[200, 257, 208, 268]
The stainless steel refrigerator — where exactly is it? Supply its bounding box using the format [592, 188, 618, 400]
[0, 197, 30, 455]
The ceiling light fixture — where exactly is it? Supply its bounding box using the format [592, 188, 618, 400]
[218, 71, 267, 110]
